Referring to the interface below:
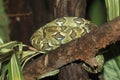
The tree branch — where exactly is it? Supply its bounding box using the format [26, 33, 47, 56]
[23, 17, 120, 80]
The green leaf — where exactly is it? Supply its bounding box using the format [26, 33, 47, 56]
[8, 53, 23, 80]
[103, 57, 120, 80]
[21, 51, 37, 68]
[105, 0, 120, 21]
[115, 56, 120, 68]
[0, 38, 4, 44]
[0, 64, 7, 80]
[0, 41, 19, 62]
[0, 41, 19, 49]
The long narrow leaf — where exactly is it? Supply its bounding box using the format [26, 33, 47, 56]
[8, 53, 23, 80]
[0, 65, 7, 80]
[0, 41, 19, 49]
[105, 0, 119, 21]
[0, 41, 19, 62]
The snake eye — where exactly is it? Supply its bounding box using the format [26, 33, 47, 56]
[55, 17, 66, 26]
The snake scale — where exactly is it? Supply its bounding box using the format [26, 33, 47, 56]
[30, 17, 104, 79]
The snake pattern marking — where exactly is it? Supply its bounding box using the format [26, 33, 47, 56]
[31, 17, 96, 53]
[30, 17, 104, 75]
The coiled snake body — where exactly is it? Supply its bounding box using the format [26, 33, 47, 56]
[30, 17, 104, 78]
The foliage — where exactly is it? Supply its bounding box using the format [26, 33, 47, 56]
[8, 54, 24, 80]
[103, 0, 120, 80]
[0, 2, 36, 79]
[0, 41, 22, 80]
[105, 0, 120, 21]
[0, 40, 37, 80]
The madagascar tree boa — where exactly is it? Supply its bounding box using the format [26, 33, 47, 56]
[30, 17, 104, 79]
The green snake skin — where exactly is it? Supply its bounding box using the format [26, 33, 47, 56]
[30, 17, 104, 77]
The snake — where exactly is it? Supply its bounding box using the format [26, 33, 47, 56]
[30, 17, 104, 79]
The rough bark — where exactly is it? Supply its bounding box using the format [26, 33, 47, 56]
[23, 16, 120, 80]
